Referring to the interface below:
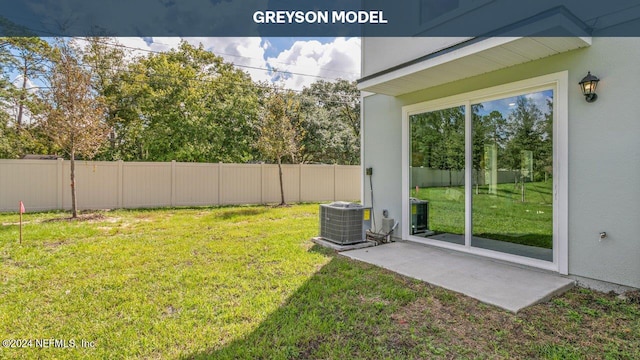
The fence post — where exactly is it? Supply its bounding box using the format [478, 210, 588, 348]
[57, 158, 64, 210]
[260, 163, 264, 204]
[333, 164, 337, 201]
[298, 163, 303, 203]
[117, 160, 123, 208]
[217, 162, 222, 205]
[171, 160, 176, 207]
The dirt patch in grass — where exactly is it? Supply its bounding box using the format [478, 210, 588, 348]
[271, 203, 291, 208]
[298, 336, 324, 359]
[391, 290, 516, 356]
[217, 207, 267, 219]
[624, 290, 640, 305]
[387, 285, 640, 359]
[43, 213, 107, 223]
[44, 240, 66, 249]
[359, 294, 391, 307]
[2, 221, 34, 226]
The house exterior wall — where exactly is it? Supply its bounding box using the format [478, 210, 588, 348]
[362, 37, 640, 288]
[361, 94, 403, 233]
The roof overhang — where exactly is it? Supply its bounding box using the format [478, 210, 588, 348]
[358, 10, 592, 96]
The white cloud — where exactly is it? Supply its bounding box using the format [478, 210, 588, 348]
[267, 37, 361, 90]
[100, 37, 361, 91]
[183, 37, 273, 83]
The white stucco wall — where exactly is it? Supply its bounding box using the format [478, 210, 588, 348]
[362, 37, 640, 288]
[361, 94, 403, 234]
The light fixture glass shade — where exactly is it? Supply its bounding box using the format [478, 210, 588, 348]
[581, 81, 595, 94]
[579, 71, 599, 102]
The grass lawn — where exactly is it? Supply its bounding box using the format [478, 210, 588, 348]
[1, 204, 639, 359]
[416, 181, 553, 248]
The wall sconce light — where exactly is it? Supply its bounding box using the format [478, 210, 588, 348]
[579, 71, 599, 103]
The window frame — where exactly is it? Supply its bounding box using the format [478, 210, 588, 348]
[401, 71, 568, 273]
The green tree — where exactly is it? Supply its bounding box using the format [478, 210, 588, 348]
[256, 88, 304, 206]
[78, 37, 129, 160]
[42, 40, 108, 218]
[112, 41, 260, 162]
[299, 80, 360, 164]
[0, 37, 50, 129]
[0, 37, 55, 158]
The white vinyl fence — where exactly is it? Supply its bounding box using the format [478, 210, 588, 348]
[0, 159, 361, 212]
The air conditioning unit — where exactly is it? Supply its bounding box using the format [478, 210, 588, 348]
[320, 202, 372, 245]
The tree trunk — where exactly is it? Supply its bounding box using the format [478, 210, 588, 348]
[277, 157, 285, 206]
[16, 61, 28, 129]
[70, 148, 77, 218]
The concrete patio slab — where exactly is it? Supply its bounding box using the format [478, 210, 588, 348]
[341, 241, 574, 313]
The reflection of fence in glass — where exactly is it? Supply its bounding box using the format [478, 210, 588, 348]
[411, 167, 517, 188]
[484, 143, 497, 194]
[520, 150, 533, 182]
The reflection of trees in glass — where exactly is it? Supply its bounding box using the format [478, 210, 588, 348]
[504, 96, 541, 182]
[504, 96, 553, 185]
[410, 106, 465, 186]
[539, 98, 554, 182]
[410, 92, 552, 191]
[473, 93, 553, 189]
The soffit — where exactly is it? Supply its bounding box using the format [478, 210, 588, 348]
[358, 36, 590, 96]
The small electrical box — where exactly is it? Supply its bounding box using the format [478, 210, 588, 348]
[365, 167, 373, 175]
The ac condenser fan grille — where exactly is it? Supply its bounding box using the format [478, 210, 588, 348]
[319, 202, 371, 245]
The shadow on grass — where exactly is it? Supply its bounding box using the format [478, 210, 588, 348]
[182, 250, 421, 360]
[175, 243, 638, 359]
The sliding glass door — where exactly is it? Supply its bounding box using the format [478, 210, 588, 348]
[404, 77, 562, 269]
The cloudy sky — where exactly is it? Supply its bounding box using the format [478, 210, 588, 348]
[474, 90, 553, 118]
[116, 37, 361, 90]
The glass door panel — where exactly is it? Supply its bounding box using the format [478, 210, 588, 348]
[409, 106, 465, 245]
[471, 90, 554, 261]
